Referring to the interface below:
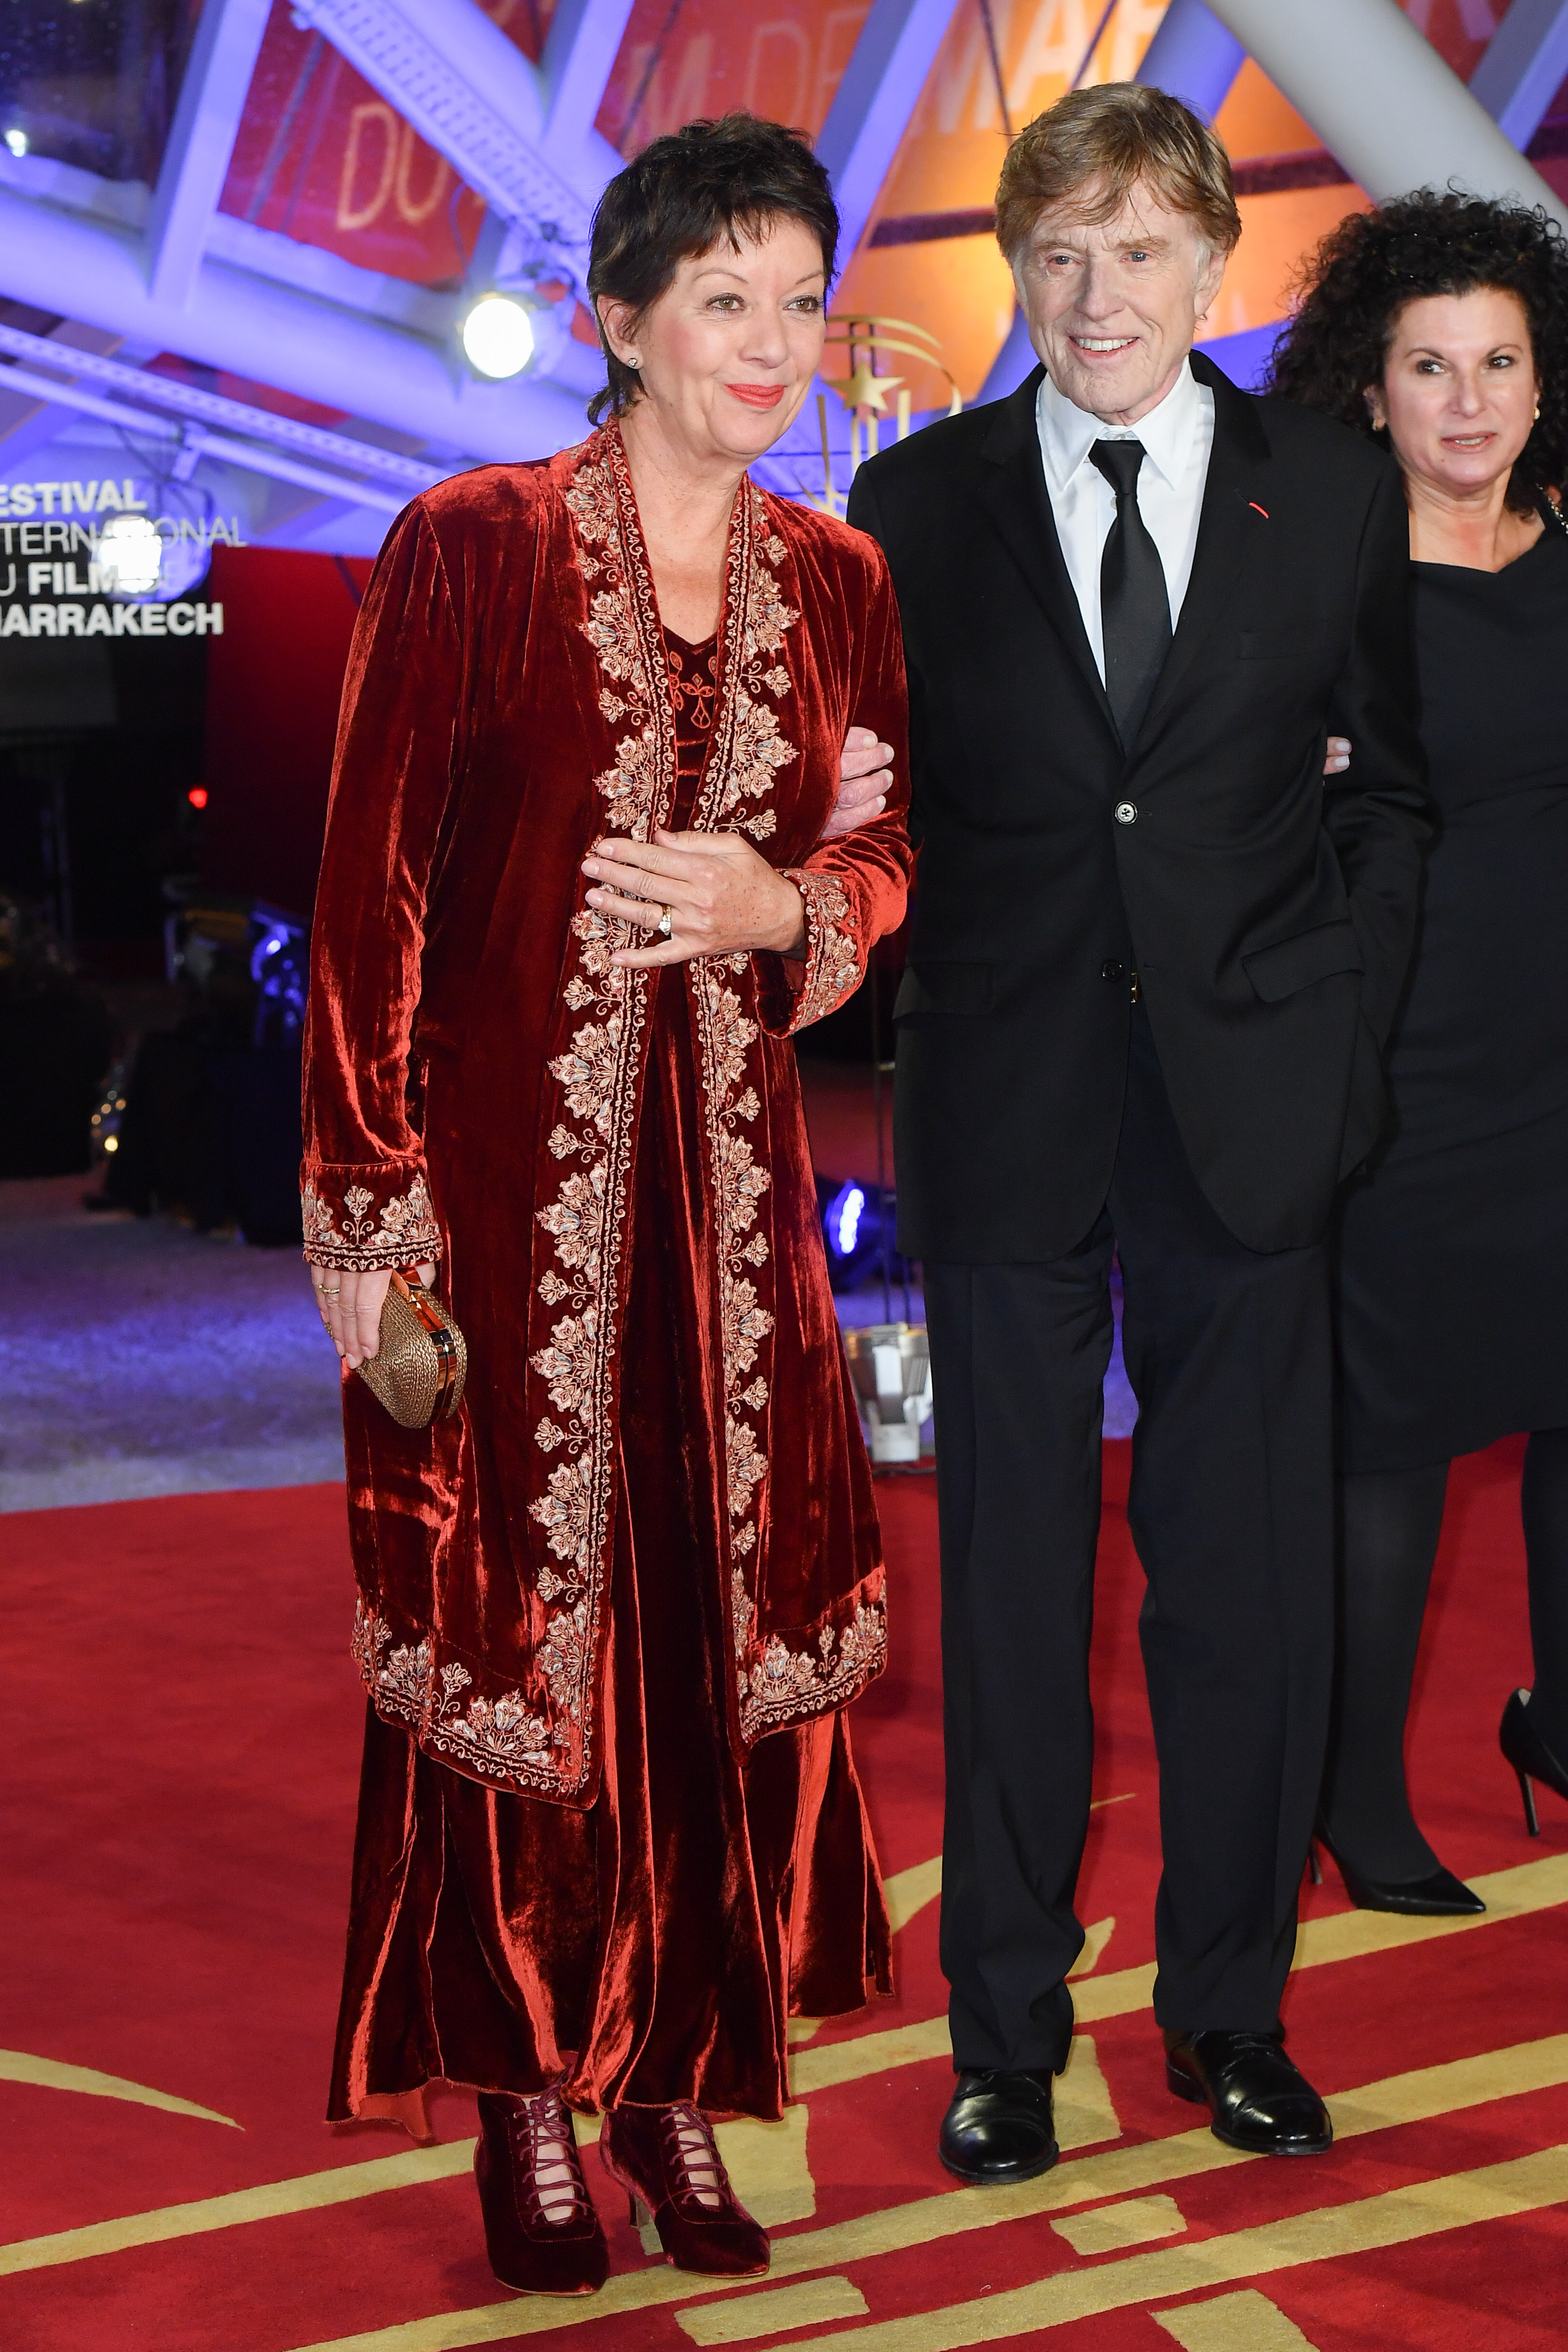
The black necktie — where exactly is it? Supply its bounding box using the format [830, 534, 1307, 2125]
[1090, 439, 1172, 746]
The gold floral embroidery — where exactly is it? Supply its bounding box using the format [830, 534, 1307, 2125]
[302, 1171, 442, 1272]
[519, 427, 872, 1785]
[705, 491, 800, 843]
[780, 869, 864, 1033]
[537, 1599, 591, 1721]
[727, 686, 794, 816]
[724, 1413, 769, 1518]
[535, 1162, 606, 1280]
[674, 484, 802, 1684]
[353, 1601, 558, 1783]
[511, 425, 690, 1790]
[534, 1454, 595, 1581]
[732, 1561, 755, 1663]
[531, 1307, 599, 1423]
[738, 1593, 889, 1742]
[549, 1017, 626, 1137]
[722, 1269, 773, 1378]
[703, 980, 757, 1096]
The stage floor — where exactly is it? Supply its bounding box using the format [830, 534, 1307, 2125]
[0, 1157, 1135, 1515]
[5, 1440, 1568, 2349]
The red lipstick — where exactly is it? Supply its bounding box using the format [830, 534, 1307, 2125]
[726, 382, 786, 409]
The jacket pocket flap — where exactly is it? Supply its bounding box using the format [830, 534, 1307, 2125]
[1242, 920, 1364, 1003]
[893, 960, 995, 1018]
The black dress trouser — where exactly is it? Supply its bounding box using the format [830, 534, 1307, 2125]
[925, 1006, 1335, 2074]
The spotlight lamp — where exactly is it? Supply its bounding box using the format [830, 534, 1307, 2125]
[98, 512, 162, 597]
[4, 128, 27, 157]
[461, 293, 536, 381]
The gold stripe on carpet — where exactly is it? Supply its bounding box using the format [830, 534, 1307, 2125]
[269, 2034, 1568, 2351]
[785, 2143, 1568, 2348]
[0, 2049, 240, 2129]
[1154, 2289, 1320, 2347]
[882, 1855, 942, 1933]
[796, 1849, 1568, 2087]
[6, 2031, 1566, 2295]
[0, 2144, 476, 2277]
[674, 2276, 868, 2342]
[8, 1847, 1563, 2283]
[7, 1984, 1568, 2302]
[1051, 2192, 1187, 2256]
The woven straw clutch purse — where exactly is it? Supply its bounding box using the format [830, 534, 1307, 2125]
[355, 1271, 468, 1428]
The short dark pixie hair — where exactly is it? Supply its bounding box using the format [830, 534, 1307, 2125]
[586, 113, 838, 426]
[1268, 191, 1568, 516]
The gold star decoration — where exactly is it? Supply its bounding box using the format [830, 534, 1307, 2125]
[831, 361, 904, 415]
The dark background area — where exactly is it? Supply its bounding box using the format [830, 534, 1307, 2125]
[0, 631, 207, 973]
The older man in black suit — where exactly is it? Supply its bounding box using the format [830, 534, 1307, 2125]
[845, 84, 1429, 2178]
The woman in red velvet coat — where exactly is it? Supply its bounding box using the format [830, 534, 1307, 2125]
[301, 117, 912, 2298]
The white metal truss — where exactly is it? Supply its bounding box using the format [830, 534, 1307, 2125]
[0, 179, 591, 464]
[817, 0, 969, 267]
[0, 322, 439, 489]
[0, 360, 414, 511]
[0, 0, 639, 533]
[289, 0, 597, 264]
[1206, 0, 1568, 225]
[1136, 0, 1246, 120]
[539, 0, 639, 167]
[145, 0, 276, 308]
[1470, 0, 1568, 150]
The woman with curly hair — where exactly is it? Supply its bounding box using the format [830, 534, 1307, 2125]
[1271, 192, 1568, 1911]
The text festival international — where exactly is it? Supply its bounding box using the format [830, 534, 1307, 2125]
[0, 477, 234, 638]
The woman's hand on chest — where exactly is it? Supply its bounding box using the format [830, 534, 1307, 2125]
[582, 825, 807, 968]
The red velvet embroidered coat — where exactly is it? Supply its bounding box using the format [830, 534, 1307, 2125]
[301, 425, 912, 1810]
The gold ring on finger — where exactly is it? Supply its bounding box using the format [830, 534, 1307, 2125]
[657, 905, 673, 937]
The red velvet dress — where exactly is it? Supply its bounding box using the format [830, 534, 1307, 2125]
[302, 427, 912, 2128]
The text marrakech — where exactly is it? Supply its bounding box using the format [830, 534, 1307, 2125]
[1, 600, 225, 637]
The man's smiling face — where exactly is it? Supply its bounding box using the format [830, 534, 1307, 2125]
[1015, 177, 1227, 426]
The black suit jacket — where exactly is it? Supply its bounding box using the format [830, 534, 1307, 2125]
[847, 354, 1432, 1259]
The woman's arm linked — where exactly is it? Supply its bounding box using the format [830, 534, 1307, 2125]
[582, 540, 913, 1024]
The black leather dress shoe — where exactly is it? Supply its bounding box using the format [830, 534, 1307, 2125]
[1165, 2030, 1332, 2156]
[938, 2069, 1059, 2185]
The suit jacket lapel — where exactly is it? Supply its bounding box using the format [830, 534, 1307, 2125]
[1140, 351, 1272, 740]
[978, 367, 1119, 740]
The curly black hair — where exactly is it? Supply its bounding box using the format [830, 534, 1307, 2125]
[1266, 190, 1568, 515]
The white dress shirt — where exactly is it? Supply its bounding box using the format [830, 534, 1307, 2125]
[1035, 359, 1215, 682]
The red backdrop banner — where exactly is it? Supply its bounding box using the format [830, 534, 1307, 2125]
[198, 545, 372, 918]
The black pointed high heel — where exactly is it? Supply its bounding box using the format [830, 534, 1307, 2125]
[1311, 1820, 1483, 1917]
[1500, 1689, 1568, 1836]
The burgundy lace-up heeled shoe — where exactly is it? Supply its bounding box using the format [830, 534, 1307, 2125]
[474, 2086, 609, 2296]
[599, 2102, 770, 2276]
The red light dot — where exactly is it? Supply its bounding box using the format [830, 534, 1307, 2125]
[187, 786, 208, 809]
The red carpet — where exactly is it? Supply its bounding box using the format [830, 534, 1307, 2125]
[5, 1439, 1568, 2348]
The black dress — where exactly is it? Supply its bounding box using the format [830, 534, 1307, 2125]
[1337, 521, 1568, 1473]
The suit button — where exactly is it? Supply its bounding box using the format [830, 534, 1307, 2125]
[1114, 801, 1138, 825]
[1100, 959, 1124, 982]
